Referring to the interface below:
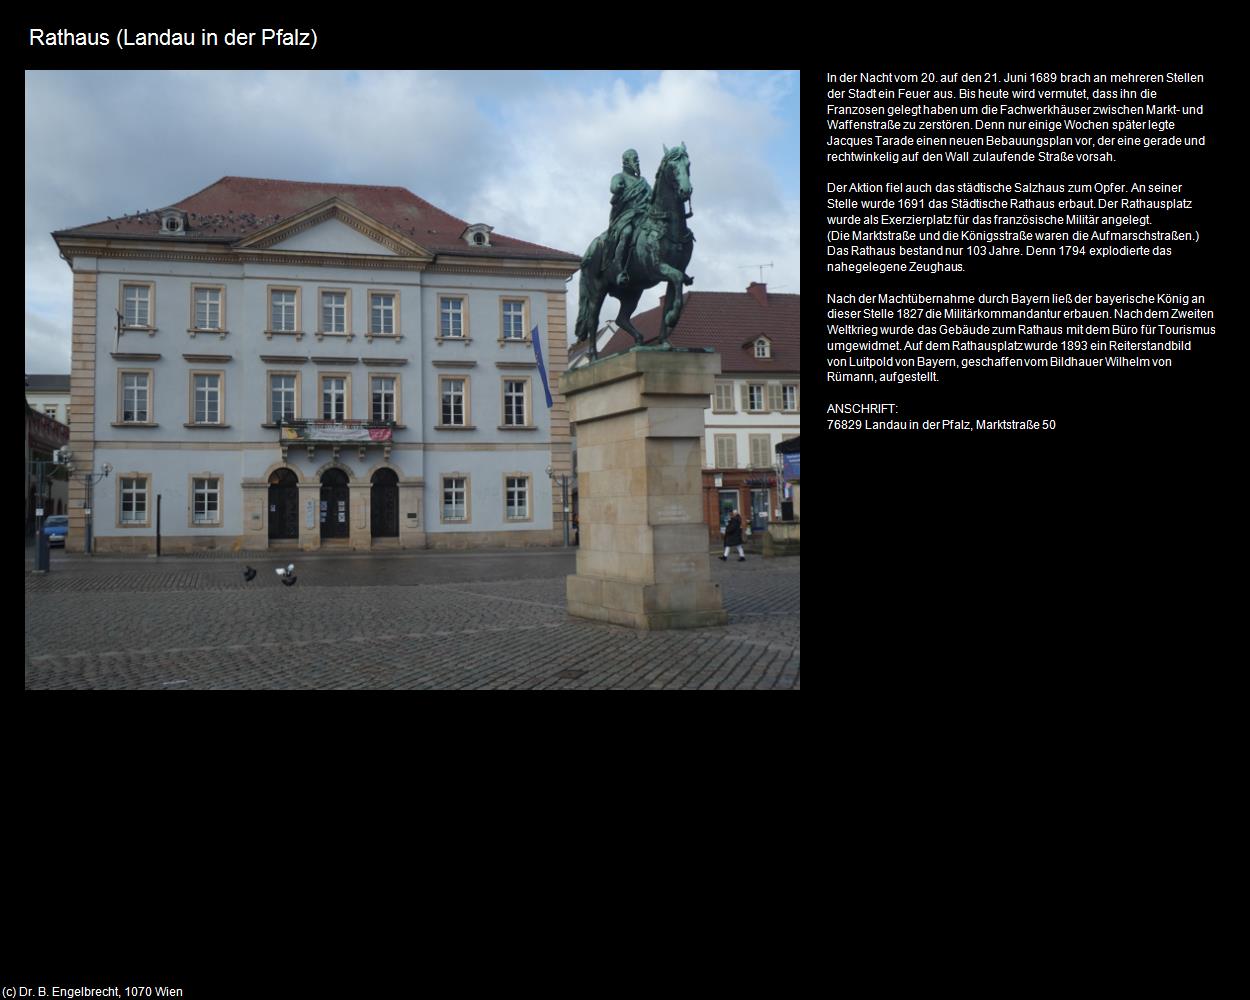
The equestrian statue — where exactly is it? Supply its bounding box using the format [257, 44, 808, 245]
[574, 144, 695, 361]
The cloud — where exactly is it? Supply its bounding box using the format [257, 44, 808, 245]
[470, 70, 800, 332]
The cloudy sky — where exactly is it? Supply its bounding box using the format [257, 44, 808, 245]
[25, 69, 799, 373]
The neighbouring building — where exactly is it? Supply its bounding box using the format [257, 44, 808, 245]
[26, 374, 72, 427]
[52, 176, 580, 553]
[598, 283, 799, 542]
[566, 321, 621, 370]
[25, 401, 70, 534]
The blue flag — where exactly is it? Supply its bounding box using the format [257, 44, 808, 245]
[531, 324, 554, 408]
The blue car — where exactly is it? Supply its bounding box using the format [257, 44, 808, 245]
[43, 515, 69, 547]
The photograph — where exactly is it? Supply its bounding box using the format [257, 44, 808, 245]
[25, 69, 802, 690]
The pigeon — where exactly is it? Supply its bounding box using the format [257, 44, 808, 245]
[275, 563, 297, 587]
[243, 565, 256, 581]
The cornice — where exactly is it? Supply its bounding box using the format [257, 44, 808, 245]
[55, 234, 578, 277]
[430, 260, 580, 280]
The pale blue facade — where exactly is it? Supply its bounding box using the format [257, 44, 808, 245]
[64, 202, 576, 551]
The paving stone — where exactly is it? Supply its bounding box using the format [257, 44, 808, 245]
[25, 550, 800, 690]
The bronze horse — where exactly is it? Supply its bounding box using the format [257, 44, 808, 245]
[575, 144, 695, 360]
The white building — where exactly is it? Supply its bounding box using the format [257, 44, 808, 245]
[26, 374, 71, 426]
[53, 177, 580, 553]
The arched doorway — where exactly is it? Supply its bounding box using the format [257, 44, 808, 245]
[320, 467, 350, 540]
[268, 468, 299, 540]
[371, 468, 399, 538]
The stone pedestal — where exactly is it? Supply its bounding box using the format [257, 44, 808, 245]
[562, 349, 727, 630]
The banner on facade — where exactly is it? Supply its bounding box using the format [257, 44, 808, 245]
[782, 452, 800, 480]
[531, 324, 554, 408]
[281, 423, 392, 443]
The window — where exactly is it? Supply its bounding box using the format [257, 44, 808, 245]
[321, 376, 348, 421]
[320, 290, 348, 335]
[270, 374, 298, 424]
[440, 377, 467, 426]
[119, 476, 149, 525]
[502, 378, 528, 427]
[191, 285, 224, 332]
[714, 435, 737, 469]
[192, 373, 222, 424]
[269, 287, 300, 333]
[442, 476, 468, 522]
[743, 384, 765, 412]
[505, 475, 530, 520]
[440, 297, 465, 339]
[755, 337, 771, 359]
[749, 434, 772, 469]
[121, 283, 153, 328]
[782, 383, 799, 412]
[369, 292, 398, 336]
[371, 376, 397, 423]
[120, 372, 150, 423]
[713, 383, 735, 413]
[43, 405, 58, 418]
[191, 477, 221, 525]
[501, 299, 527, 341]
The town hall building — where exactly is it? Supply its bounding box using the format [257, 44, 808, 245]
[54, 176, 581, 553]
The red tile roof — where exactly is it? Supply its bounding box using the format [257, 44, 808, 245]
[55, 176, 579, 262]
[599, 284, 799, 372]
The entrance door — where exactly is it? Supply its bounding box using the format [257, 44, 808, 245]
[268, 468, 299, 540]
[320, 468, 350, 540]
[750, 488, 770, 531]
[371, 468, 399, 538]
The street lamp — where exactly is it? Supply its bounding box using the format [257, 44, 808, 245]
[545, 464, 570, 547]
[81, 462, 113, 554]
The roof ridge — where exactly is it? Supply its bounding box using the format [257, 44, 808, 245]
[172, 175, 234, 207]
[215, 175, 412, 193]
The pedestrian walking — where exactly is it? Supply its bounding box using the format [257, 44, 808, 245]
[720, 510, 745, 561]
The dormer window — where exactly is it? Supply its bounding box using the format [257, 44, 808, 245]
[754, 337, 772, 359]
[461, 223, 493, 248]
[159, 210, 187, 235]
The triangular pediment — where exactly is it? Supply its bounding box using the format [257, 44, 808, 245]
[236, 198, 433, 260]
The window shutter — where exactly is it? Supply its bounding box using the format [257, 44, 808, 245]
[741, 383, 750, 411]
[749, 436, 767, 468]
[768, 383, 782, 412]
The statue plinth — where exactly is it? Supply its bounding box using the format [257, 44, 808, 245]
[562, 349, 727, 630]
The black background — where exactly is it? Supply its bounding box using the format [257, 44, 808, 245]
[17, 19, 1237, 983]
[806, 46, 1231, 665]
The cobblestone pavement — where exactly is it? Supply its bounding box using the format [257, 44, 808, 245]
[24, 549, 800, 690]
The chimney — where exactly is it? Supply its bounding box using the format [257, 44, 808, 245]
[746, 282, 768, 306]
